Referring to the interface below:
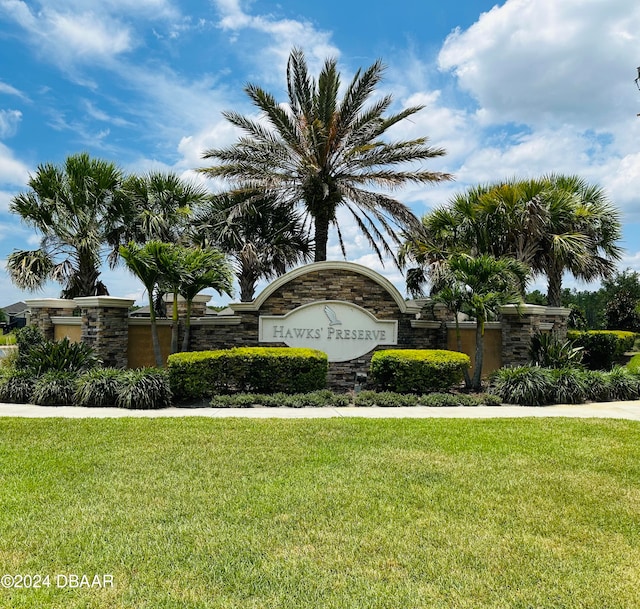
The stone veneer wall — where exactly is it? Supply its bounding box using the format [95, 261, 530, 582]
[74, 297, 134, 368]
[500, 305, 570, 367]
[27, 299, 77, 340]
[190, 266, 441, 391]
[25, 269, 572, 392]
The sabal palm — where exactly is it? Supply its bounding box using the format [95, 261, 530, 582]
[7, 153, 125, 297]
[199, 48, 451, 264]
[402, 175, 622, 306]
[114, 172, 209, 253]
[191, 191, 312, 301]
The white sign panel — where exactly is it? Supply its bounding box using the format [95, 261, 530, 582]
[259, 300, 398, 362]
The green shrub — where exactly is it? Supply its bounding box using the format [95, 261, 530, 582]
[0, 370, 36, 403]
[23, 337, 101, 375]
[32, 371, 77, 406]
[529, 332, 583, 368]
[626, 353, 640, 373]
[354, 391, 419, 407]
[209, 390, 350, 408]
[550, 367, 588, 404]
[489, 366, 555, 406]
[567, 330, 636, 370]
[116, 368, 172, 410]
[15, 325, 45, 368]
[578, 369, 612, 402]
[369, 349, 470, 393]
[75, 368, 123, 407]
[606, 367, 640, 401]
[354, 390, 500, 407]
[168, 347, 328, 401]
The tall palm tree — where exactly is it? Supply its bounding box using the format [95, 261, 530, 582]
[191, 191, 312, 301]
[7, 153, 125, 297]
[541, 175, 622, 306]
[402, 175, 622, 306]
[432, 254, 529, 391]
[199, 48, 451, 265]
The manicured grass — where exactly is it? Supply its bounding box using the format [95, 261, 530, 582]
[0, 418, 638, 608]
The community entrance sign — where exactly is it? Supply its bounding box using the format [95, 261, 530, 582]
[259, 300, 398, 362]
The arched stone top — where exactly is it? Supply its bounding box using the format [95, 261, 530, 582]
[231, 261, 414, 313]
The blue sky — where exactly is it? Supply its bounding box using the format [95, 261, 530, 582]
[1, 0, 639, 306]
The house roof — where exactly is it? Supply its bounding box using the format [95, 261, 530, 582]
[1, 301, 28, 316]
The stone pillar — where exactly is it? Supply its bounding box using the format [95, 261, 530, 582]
[24, 299, 77, 340]
[74, 297, 134, 368]
[500, 305, 571, 367]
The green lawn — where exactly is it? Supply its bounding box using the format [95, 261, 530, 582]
[0, 418, 638, 608]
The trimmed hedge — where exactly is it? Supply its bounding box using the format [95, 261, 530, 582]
[168, 347, 328, 401]
[567, 330, 637, 370]
[369, 349, 471, 394]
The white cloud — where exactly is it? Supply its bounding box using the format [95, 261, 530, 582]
[211, 0, 339, 84]
[438, 0, 640, 130]
[0, 110, 22, 138]
[0, 143, 29, 187]
[0, 81, 28, 101]
[0, 1, 136, 63]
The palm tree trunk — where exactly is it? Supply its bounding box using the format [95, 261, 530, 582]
[170, 291, 179, 354]
[454, 317, 472, 389]
[239, 261, 258, 302]
[546, 262, 564, 307]
[471, 318, 485, 391]
[149, 308, 164, 368]
[313, 212, 330, 262]
[181, 299, 192, 353]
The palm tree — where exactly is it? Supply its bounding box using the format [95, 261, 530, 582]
[119, 241, 169, 367]
[175, 247, 234, 352]
[402, 175, 622, 306]
[199, 48, 451, 265]
[191, 191, 312, 301]
[432, 254, 529, 391]
[7, 153, 125, 297]
[540, 175, 622, 306]
[111, 172, 209, 261]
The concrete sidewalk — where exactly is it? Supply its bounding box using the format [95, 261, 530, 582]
[1, 401, 639, 420]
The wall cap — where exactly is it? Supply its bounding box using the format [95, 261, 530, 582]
[164, 293, 212, 304]
[74, 296, 135, 308]
[51, 317, 81, 325]
[230, 261, 410, 313]
[500, 304, 570, 316]
[25, 298, 75, 309]
[410, 320, 442, 329]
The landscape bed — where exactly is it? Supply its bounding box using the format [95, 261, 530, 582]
[0, 417, 638, 608]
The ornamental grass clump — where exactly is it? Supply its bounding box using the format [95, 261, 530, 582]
[489, 366, 555, 406]
[606, 366, 640, 401]
[75, 368, 123, 407]
[0, 370, 35, 404]
[32, 371, 77, 406]
[550, 367, 589, 404]
[115, 368, 172, 410]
